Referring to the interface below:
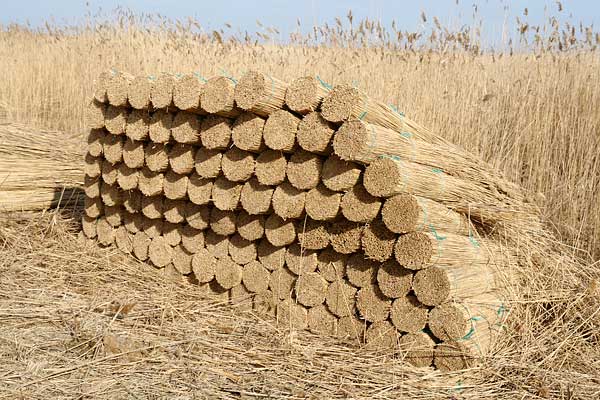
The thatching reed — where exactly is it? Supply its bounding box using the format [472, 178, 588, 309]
[271, 181, 306, 220]
[0, 123, 84, 211]
[340, 183, 381, 223]
[212, 176, 242, 211]
[194, 147, 222, 178]
[296, 111, 335, 155]
[103, 105, 127, 135]
[125, 109, 151, 141]
[236, 211, 266, 241]
[240, 177, 273, 215]
[234, 70, 287, 117]
[150, 72, 176, 108]
[171, 110, 200, 144]
[200, 76, 237, 116]
[200, 115, 232, 150]
[221, 147, 255, 182]
[149, 109, 173, 143]
[321, 154, 361, 192]
[127, 74, 154, 109]
[231, 112, 266, 152]
[285, 76, 330, 115]
[263, 109, 300, 152]
[286, 150, 322, 190]
[106, 70, 133, 107]
[172, 73, 205, 112]
[255, 149, 287, 186]
[305, 184, 341, 221]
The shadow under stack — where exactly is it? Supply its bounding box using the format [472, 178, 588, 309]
[83, 69, 526, 371]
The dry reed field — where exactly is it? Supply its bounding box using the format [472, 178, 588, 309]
[1, 6, 600, 399]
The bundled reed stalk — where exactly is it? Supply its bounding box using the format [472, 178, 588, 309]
[234, 71, 288, 117]
[0, 123, 84, 211]
[106, 70, 133, 107]
[263, 110, 300, 152]
[200, 75, 240, 118]
[285, 76, 331, 115]
[382, 194, 470, 235]
[296, 112, 336, 155]
[432, 292, 508, 371]
[127, 75, 154, 109]
[363, 156, 528, 224]
[173, 73, 206, 112]
[151, 73, 177, 109]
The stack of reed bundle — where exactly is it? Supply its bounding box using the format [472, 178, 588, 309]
[81, 69, 524, 372]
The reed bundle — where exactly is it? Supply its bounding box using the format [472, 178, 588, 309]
[127, 75, 154, 109]
[263, 109, 300, 152]
[296, 111, 335, 155]
[201, 76, 237, 116]
[173, 73, 205, 112]
[0, 123, 84, 211]
[285, 76, 331, 115]
[106, 70, 133, 107]
[234, 71, 287, 117]
[150, 73, 176, 109]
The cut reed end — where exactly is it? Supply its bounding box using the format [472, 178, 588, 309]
[200, 115, 232, 150]
[428, 303, 469, 341]
[285, 76, 324, 114]
[363, 157, 402, 198]
[138, 168, 164, 197]
[231, 112, 266, 153]
[82, 214, 97, 239]
[321, 154, 362, 192]
[270, 267, 296, 300]
[86, 101, 106, 130]
[210, 207, 238, 236]
[296, 111, 335, 154]
[169, 143, 196, 175]
[328, 218, 363, 254]
[242, 260, 270, 293]
[381, 194, 420, 234]
[296, 218, 330, 250]
[201, 76, 236, 114]
[365, 320, 398, 351]
[148, 236, 173, 268]
[394, 232, 433, 270]
[331, 119, 370, 162]
[222, 147, 256, 182]
[191, 248, 216, 283]
[346, 253, 378, 288]
[356, 284, 391, 323]
[229, 233, 257, 265]
[187, 173, 213, 205]
[122, 190, 142, 214]
[433, 342, 474, 371]
[361, 219, 396, 262]
[285, 243, 318, 275]
[194, 147, 222, 179]
[122, 138, 145, 169]
[164, 198, 186, 224]
[265, 214, 296, 247]
[142, 217, 164, 239]
[390, 295, 428, 333]
[412, 266, 450, 306]
[317, 248, 348, 282]
[185, 202, 210, 231]
[286, 150, 323, 190]
[102, 128, 124, 161]
[340, 184, 382, 223]
[100, 182, 123, 207]
[234, 71, 268, 110]
[236, 211, 265, 241]
[212, 176, 242, 211]
[93, 70, 111, 102]
[171, 111, 200, 144]
[106, 70, 132, 107]
[295, 272, 328, 307]
[116, 163, 138, 191]
[240, 178, 273, 215]
[125, 109, 150, 141]
[149, 109, 173, 143]
[337, 315, 365, 342]
[255, 149, 287, 186]
[325, 280, 357, 318]
[307, 304, 337, 336]
[150, 72, 175, 108]
[172, 244, 193, 275]
[164, 171, 188, 200]
[271, 182, 306, 220]
[141, 195, 163, 219]
[399, 332, 436, 368]
[376, 260, 412, 299]
[215, 256, 243, 289]
[321, 84, 361, 123]
[132, 231, 151, 261]
[173, 73, 203, 111]
[257, 239, 286, 271]
[127, 75, 153, 109]
[263, 109, 300, 152]
[277, 299, 308, 330]
[305, 184, 341, 221]
[101, 159, 118, 185]
[144, 142, 169, 172]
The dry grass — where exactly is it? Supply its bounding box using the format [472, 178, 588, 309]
[1, 5, 600, 398]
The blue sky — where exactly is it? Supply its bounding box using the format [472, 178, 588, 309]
[1, 0, 598, 45]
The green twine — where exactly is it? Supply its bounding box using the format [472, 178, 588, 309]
[316, 75, 332, 90]
[193, 72, 208, 83]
